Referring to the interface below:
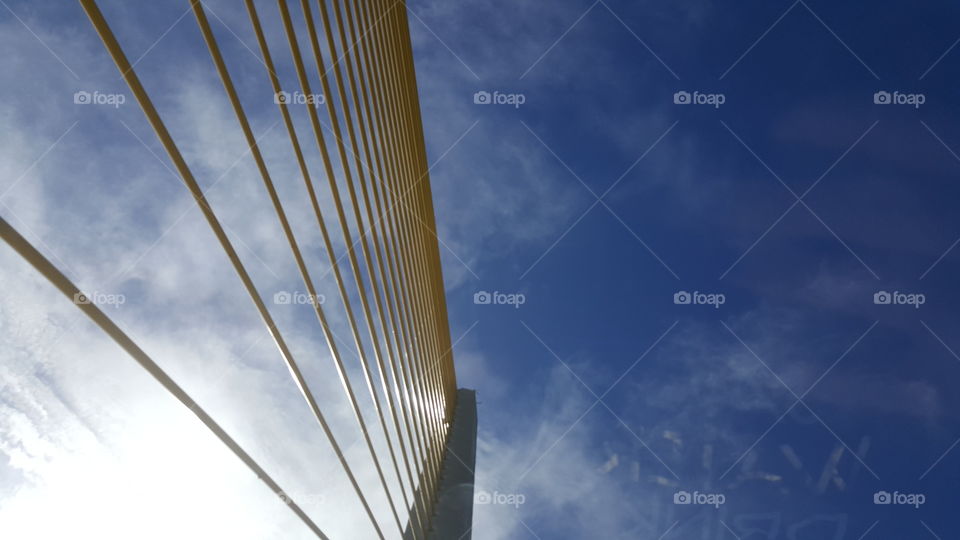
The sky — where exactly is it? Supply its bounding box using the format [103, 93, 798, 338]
[2, 0, 960, 539]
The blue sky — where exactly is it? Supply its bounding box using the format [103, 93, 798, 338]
[2, 0, 960, 539]
[416, 0, 960, 538]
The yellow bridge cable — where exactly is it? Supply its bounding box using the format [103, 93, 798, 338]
[189, 2, 408, 537]
[309, 0, 430, 532]
[291, 6, 418, 525]
[0, 216, 330, 540]
[357, 0, 445, 495]
[0, 0, 467, 537]
[340, 0, 441, 505]
[77, 0, 388, 537]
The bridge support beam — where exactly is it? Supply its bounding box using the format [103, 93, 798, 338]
[405, 388, 477, 540]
